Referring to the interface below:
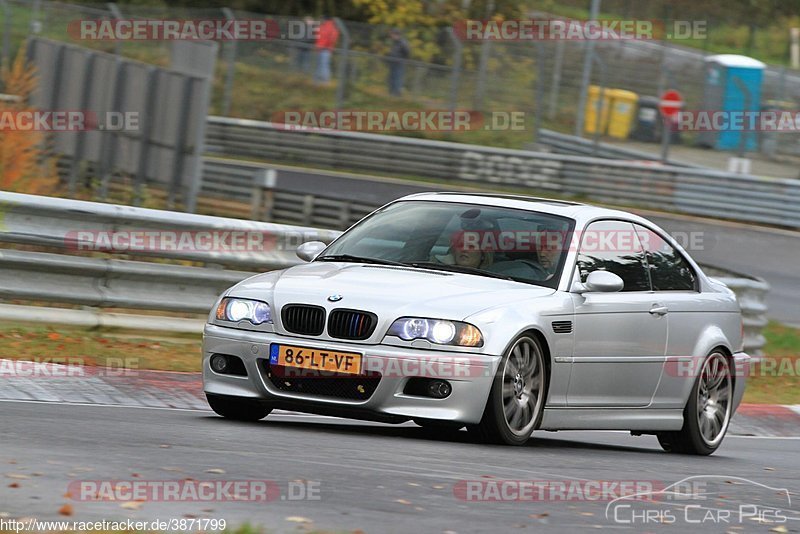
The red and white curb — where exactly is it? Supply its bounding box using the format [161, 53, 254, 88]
[1, 359, 798, 436]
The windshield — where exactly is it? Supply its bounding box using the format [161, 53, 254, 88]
[319, 200, 575, 288]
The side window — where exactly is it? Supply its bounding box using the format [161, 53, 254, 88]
[577, 220, 651, 292]
[634, 224, 697, 291]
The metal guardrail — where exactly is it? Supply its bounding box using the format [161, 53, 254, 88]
[0, 191, 341, 318]
[204, 116, 800, 229]
[0, 191, 339, 270]
[536, 129, 700, 168]
[703, 266, 770, 357]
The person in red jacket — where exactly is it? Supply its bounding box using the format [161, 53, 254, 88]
[314, 16, 339, 84]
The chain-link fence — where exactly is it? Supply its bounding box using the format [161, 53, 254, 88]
[3, 1, 800, 158]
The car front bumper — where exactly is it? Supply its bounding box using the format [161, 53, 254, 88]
[732, 351, 750, 413]
[202, 324, 502, 424]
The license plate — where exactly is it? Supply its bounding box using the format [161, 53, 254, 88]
[269, 344, 363, 375]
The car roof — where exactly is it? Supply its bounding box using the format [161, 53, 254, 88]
[395, 192, 648, 227]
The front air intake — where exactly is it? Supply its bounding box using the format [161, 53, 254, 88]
[328, 309, 378, 340]
[281, 304, 326, 336]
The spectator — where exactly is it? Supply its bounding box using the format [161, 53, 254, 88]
[315, 16, 339, 84]
[386, 28, 410, 96]
[295, 16, 316, 73]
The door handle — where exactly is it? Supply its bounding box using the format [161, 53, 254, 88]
[649, 305, 669, 316]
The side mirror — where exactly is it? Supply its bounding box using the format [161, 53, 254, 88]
[296, 241, 327, 262]
[572, 270, 624, 294]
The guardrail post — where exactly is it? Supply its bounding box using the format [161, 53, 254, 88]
[333, 18, 350, 110]
[533, 40, 545, 143]
[445, 27, 462, 113]
[30, 0, 43, 34]
[302, 195, 315, 226]
[220, 8, 237, 116]
[547, 39, 565, 120]
[575, 0, 602, 137]
[591, 51, 607, 155]
[251, 168, 277, 220]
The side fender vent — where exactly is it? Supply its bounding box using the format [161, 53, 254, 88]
[552, 320, 573, 334]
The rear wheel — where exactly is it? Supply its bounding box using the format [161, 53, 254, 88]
[206, 394, 272, 422]
[657, 351, 732, 455]
[468, 335, 547, 445]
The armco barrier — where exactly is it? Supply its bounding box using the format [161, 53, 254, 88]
[704, 266, 770, 357]
[0, 193, 768, 354]
[204, 116, 800, 229]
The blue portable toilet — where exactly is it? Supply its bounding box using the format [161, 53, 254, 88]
[698, 54, 765, 152]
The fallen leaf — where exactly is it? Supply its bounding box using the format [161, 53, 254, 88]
[285, 516, 313, 523]
[579, 512, 594, 516]
[395, 499, 412, 505]
[47, 333, 61, 341]
[529, 513, 549, 519]
[159, 444, 171, 449]
[58, 504, 73, 517]
[205, 468, 225, 474]
[763, 467, 776, 471]
[432, 484, 446, 490]
[407, 482, 420, 487]
[6, 474, 30, 480]
[8, 482, 20, 489]
[769, 527, 788, 533]
[120, 501, 142, 510]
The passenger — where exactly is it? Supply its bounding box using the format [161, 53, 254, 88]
[434, 231, 494, 269]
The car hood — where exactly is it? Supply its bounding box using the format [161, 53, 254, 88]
[227, 261, 555, 320]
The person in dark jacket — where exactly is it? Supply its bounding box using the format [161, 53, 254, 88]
[386, 28, 410, 96]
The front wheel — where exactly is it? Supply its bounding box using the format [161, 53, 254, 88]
[469, 335, 547, 445]
[206, 394, 272, 422]
[657, 351, 733, 455]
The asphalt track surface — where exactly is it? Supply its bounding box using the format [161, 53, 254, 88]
[2, 400, 799, 532]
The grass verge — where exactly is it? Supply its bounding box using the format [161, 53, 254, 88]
[742, 321, 800, 405]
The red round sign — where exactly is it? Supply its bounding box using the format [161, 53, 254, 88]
[659, 90, 683, 118]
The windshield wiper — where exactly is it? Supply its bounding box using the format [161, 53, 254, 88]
[316, 254, 409, 267]
[407, 261, 517, 281]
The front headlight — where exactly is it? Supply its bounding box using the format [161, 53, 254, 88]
[386, 317, 483, 347]
[215, 297, 272, 325]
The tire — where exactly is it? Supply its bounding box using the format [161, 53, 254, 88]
[657, 351, 733, 456]
[206, 394, 272, 422]
[468, 335, 547, 445]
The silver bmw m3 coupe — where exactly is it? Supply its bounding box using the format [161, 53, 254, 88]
[203, 193, 749, 455]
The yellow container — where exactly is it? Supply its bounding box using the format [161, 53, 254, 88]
[606, 89, 639, 139]
[584, 85, 612, 135]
